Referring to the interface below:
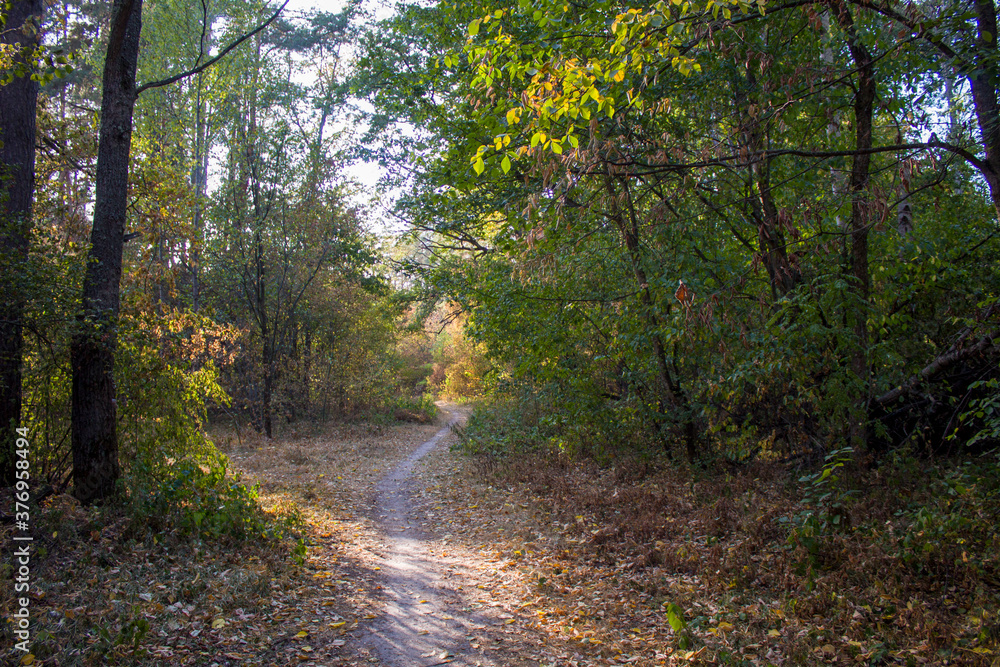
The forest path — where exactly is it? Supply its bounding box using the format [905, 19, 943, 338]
[229, 404, 581, 666]
[353, 405, 498, 665]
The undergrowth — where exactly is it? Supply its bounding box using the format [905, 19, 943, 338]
[457, 400, 1000, 664]
[123, 451, 305, 544]
[1, 443, 308, 665]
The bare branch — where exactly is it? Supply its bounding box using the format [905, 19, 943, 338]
[136, 0, 288, 96]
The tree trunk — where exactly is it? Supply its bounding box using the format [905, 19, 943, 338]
[0, 0, 43, 486]
[604, 168, 698, 460]
[190, 71, 210, 312]
[970, 0, 1000, 222]
[833, 0, 876, 444]
[70, 0, 142, 505]
[738, 68, 801, 299]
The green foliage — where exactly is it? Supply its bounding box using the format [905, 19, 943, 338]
[124, 451, 300, 542]
[456, 380, 658, 462]
[388, 392, 439, 423]
[666, 602, 687, 632]
[957, 380, 1000, 448]
[456, 390, 556, 458]
[781, 447, 858, 583]
[116, 310, 232, 467]
[890, 454, 1000, 576]
[797, 447, 857, 530]
[363, 0, 1000, 472]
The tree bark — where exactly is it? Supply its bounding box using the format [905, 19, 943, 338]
[832, 0, 876, 443]
[604, 167, 698, 460]
[70, 0, 142, 505]
[970, 0, 1000, 221]
[0, 0, 43, 486]
[738, 68, 800, 299]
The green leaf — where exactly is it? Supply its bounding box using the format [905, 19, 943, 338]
[501, 155, 512, 173]
[468, 19, 481, 36]
[473, 157, 485, 175]
[666, 603, 687, 632]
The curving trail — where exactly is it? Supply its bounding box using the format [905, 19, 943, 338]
[355, 407, 506, 666]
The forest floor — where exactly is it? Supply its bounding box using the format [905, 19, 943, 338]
[6, 404, 1000, 665]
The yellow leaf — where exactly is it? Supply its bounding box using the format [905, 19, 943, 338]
[20, 656, 35, 666]
[294, 630, 309, 639]
[212, 618, 227, 629]
[330, 621, 346, 629]
[768, 629, 781, 637]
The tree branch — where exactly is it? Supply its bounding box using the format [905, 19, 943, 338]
[136, 0, 288, 95]
[876, 330, 1000, 406]
[608, 140, 987, 177]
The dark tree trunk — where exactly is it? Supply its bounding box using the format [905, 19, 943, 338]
[604, 168, 698, 460]
[738, 69, 801, 299]
[0, 0, 43, 486]
[70, 0, 142, 505]
[302, 327, 312, 415]
[970, 0, 1000, 222]
[833, 0, 876, 444]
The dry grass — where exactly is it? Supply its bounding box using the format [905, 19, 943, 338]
[8, 413, 999, 666]
[433, 449, 1000, 665]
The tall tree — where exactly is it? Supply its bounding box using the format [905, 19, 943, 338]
[70, 0, 288, 502]
[0, 0, 44, 486]
[69, 0, 142, 504]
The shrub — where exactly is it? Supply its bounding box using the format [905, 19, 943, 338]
[123, 451, 302, 542]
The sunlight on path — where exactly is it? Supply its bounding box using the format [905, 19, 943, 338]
[358, 409, 501, 666]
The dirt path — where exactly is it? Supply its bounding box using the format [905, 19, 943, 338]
[228, 405, 579, 666]
[355, 408, 497, 665]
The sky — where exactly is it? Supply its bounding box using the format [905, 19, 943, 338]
[285, 0, 399, 220]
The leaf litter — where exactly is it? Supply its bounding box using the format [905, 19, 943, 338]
[6, 406, 999, 665]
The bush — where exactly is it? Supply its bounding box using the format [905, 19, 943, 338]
[123, 451, 302, 542]
[389, 392, 438, 423]
[890, 453, 1000, 578]
[455, 380, 657, 462]
[116, 309, 235, 467]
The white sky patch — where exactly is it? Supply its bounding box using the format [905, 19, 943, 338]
[284, 0, 399, 223]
